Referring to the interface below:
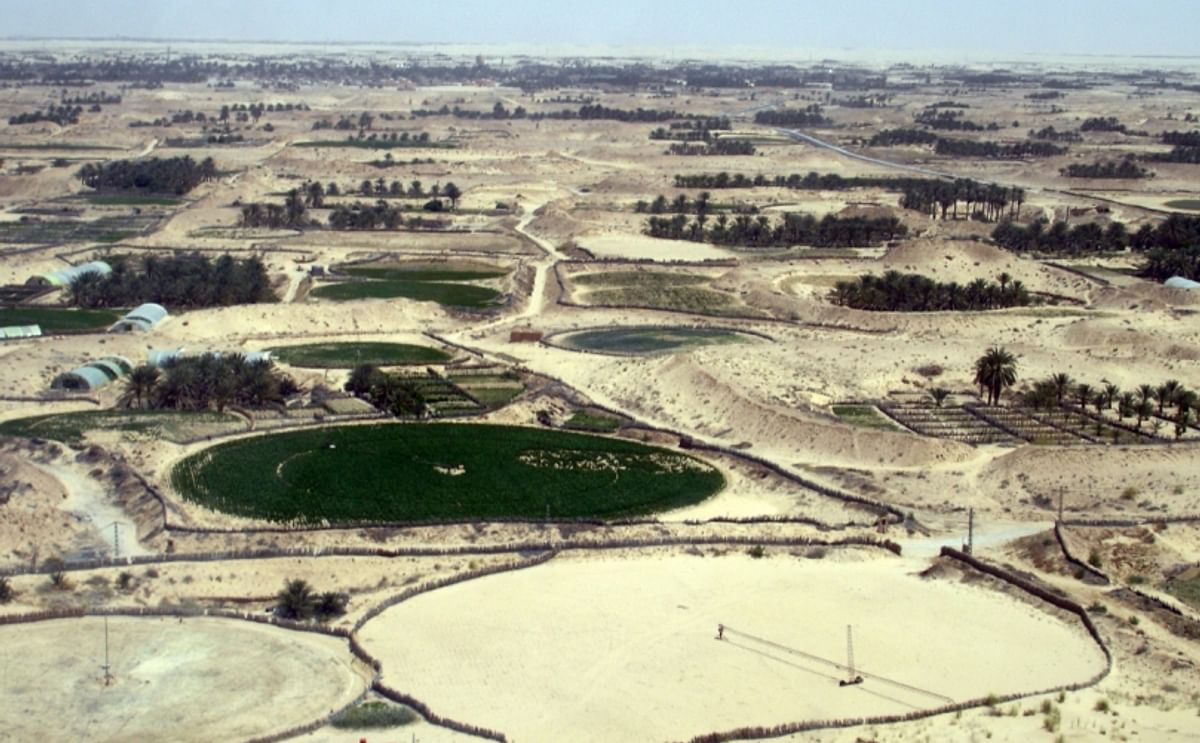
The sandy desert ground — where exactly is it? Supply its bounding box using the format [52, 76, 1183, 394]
[0, 40, 1199, 743]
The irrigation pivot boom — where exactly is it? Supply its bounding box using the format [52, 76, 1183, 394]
[838, 624, 864, 687]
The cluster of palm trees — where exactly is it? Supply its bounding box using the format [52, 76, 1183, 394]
[344, 364, 427, 417]
[973, 347, 1019, 406]
[831, 271, 1032, 312]
[70, 253, 275, 309]
[1023, 374, 1196, 437]
[644, 212, 905, 248]
[77, 156, 216, 195]
[275, 579, 347, 622]
[899, 179, 1025, 223]
[123, 355, 298, 412]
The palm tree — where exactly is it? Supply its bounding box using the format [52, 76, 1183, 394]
[1075, 383, 1093, 410]
[1051, 373, 1072, 406]
[1136, 384, 1155, 410]
[929, 388, 951, 408]
[1102, 382, 1119, 410]
[125, 365, 160, 409]
[1134, 399, 1154, 430]
[1156, 380, 1182, 416]
[974, 347, 1018, 406]
[1117, 392, 1135, 419]
[275, 579, 317, 620]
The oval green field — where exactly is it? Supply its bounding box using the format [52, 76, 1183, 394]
[171, 423, 724, 524]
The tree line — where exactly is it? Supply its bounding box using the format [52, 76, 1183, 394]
[991, 215, 1200, 280]
[913, 109, 999, 131]
[411, 103, 705, 123]
[830, 271, 1032, 312]
[649, 118, 731, 141]
[667, 171, 1021, 223]
[1022, 373, 1195, 437]
[869, 129, 1066, 158]
[634, 192, 757, 215]
[8, 104, 83, 126]
[77, 156, 216, 195]
[123, 354, 298, 412]
[1143, 146, 1200, 164]
[752, 106, 830, 128]
[667, 140, 756, 156]
[1061, 159, 1151, 179]
[69, 253, 275, 308]
[1029, 126, 1081, 142]
[645, 212, 906, 248]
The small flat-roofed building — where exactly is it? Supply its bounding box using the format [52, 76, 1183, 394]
[0, 325, 42, 340]
[30, 260, 112, 288]
[51, 355, 133, 391]
[110, 303, 168, 333]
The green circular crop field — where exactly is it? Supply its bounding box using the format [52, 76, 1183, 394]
[171, 423, 723, 524]
[555, 326, 756, 355]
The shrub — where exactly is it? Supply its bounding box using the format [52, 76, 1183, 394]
[0, 576, 14, 603]
[116, 571, 135, 590]
[330, 701, 417, 729]
[49, 571, 72, 591]
[1088, 549, 1103, 568]
[747, 544, 765, 559]
[1095, 699, 1110, 712]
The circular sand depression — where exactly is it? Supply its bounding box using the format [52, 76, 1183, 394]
[551, 325, 761, 355]
[360, 555, 1106, 743]
[0, 616, 368, 742]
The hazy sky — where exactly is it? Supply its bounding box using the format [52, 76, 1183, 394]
[1, 0, 1196, 58]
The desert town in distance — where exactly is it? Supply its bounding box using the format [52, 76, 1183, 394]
[0, 17, 1199, 743]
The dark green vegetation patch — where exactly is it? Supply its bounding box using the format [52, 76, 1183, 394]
[0, 215, 157, 244]
[0, 307, 123, 332]
[344, 265, 507, 282]
[310, 280, 501, 307]
[1164, 199, 1200, 212]
[557, 326, 754, 355]
[0, 410, 241, 445]
[171, 423, 723, 524]
[270, 342, 451, 368]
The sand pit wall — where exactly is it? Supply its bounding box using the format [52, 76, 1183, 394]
[1052, 521, 1110, 584]
[0, 534, 901, 580]
[676, 547, 1113, 743]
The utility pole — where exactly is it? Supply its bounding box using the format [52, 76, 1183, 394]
[100, 617, 113, 686]
[967, 508, 975, 555]
[1058, 491, 1064, 521]
[104, 521, 122, 559]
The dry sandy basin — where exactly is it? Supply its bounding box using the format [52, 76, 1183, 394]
[0, 616, 368, 742]
[360, 554, 1105, 743]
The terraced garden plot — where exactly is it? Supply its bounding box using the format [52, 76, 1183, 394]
[831, 404, 902, 431]
[564, 410, 623, 432]
[555, 326, 757, 355]
[343, 264, 507, 282]
[0, 307, 123, 332]
[970, 407, 1089, 446]
[269, 342, 451, 368]
[877, 404, 1017, 445]
[0, 410, 244, 445]
[398, 374, 486, 416]
[1020, 407, 1152, 445]
[170, 423, 724, 523]
[310, 279, 502, 307]
[0, 214, 158, 244]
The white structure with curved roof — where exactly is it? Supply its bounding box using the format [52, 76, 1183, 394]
[31, 260, 112, 288]
[110, 303, 168, 333]
[1165, 275, 1200, 291]
[51, 356, 133, 391]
